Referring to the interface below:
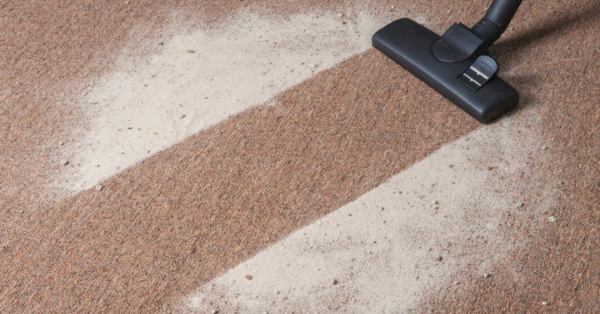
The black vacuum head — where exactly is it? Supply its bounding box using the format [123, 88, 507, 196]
[373, 8, 524, 123]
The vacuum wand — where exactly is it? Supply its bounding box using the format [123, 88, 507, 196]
[473, 0, 524, 47]
[372, 0, 524, 122]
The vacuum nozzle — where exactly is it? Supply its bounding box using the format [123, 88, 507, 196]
[373, 0, 523, 123]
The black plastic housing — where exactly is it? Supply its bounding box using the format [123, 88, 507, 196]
[373, 18, 519, 123]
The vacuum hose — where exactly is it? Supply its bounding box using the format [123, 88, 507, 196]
[472, 0, 523, 46]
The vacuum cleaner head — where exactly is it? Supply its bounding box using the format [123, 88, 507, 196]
[373, 0, 523, 123]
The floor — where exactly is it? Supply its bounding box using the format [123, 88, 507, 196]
[0, 0, 598, 313]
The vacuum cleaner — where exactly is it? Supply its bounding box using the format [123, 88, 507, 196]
[373, 0, 523, 122]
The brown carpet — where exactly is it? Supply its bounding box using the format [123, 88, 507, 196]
[0, 0, 598, 313]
